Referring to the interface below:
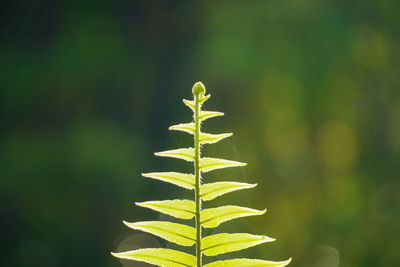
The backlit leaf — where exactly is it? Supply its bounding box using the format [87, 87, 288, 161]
[202, 233, 275, 256]
[199, 111, 224, 121]
[136, 199, 195, 219]
[200, 157, 246, 173]
[169, 123, 195, 134]
[203, 258, 292, 267]
[201, 206, 266, 228]
[113, 83, 291, 267]
[200, 94, 211, 103]
[200, 133, 232, 144]
[155, 148, 194, 162]
[142, 172, 194, 189]
[123, 221, 196, 246]
[112, 248, 196, 267]
[200, 182, 257, 201]
[183, 99, 195, 111]
[183, 95, 210, 111]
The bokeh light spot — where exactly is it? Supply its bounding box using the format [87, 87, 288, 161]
[310, 245, 340, 267]
[259, 72, 303, 122]
[317, 121, 357, 170]
[350, 27, 390, 70]
[265, 121, 310, 165]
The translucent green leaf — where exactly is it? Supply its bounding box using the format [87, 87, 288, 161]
[199, 111, 224, 121]
[200, 133, 232, 144]
[112, 248, 196, 267]
[202, 233, 275, 256]
[142, 172, 194, 190]
[183, 99, 195, 111]
[200, 157, 246, 173]
[201, 206, 266, 228]
[113, 83, 291, 267]
[200, 94, 211, 103]
[123, 221, 196, 246]
[203, 258, 292, 267]
[155, 148, 194, 162]
[200, 182, 257, 201]
[169, 123, 195, 134]
[136, 199, 195, 219]
[183, 95, 210, 111]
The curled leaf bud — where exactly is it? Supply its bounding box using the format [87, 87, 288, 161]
[192, 82, 206, 96]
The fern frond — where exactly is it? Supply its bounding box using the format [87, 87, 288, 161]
[201, 205, 266, 228]
[202, 233, 275, 256]
[200, 182, 257, 201]
[183, 95, 210, 111]
[199, 132, 232, 144]
[204, 258, 292, 267]
[199, 110, 224, 121]
[155, 148, 194, 161]
[112, 248, 196, 267]
[200, 157, 247, 172]
[169, 122, 195, 134]
[199, 94, 211, 103]
[142, 172, 194, 189]
[183, 99, 195, 111]
[112, 82, 291, 267]
[136, 199, 195, 219]
[123, 221, 196, 246]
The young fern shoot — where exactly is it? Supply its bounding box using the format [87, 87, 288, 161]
[112, 82, 291, 267]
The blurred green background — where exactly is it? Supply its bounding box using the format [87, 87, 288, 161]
[1, 1, 399, 266]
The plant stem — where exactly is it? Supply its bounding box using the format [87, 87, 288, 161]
[194, 93, 202, 267]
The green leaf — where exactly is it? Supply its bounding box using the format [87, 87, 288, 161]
[183, 99, 195, 111]
[183, 95, 210, 111]
[136, 199, 195, 220]
[142, 172, 194, 190]
[169, 123, 195, 134]
[200, 182, 257, 201]
[199, 111, 224, 121]
[200, 157, 247, 173]
[200, 133, 232, 144]
[203, 258, 292, 267]
[112, 248, 196, 267]
[201, 206, 266, 228]
[202, 233, 275, 256]
[113, 83, 292, 267]
[155, 148, 195, 162]
[123, 221, 196, 246]
[200, 94, 211, 103]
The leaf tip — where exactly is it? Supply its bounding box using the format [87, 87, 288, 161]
[265, 235, 276, 242]
[284, 257, 292, 265]
[142, 173, 157, 180]
[260, 208, 267, 215]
